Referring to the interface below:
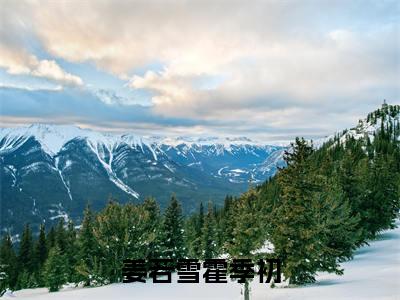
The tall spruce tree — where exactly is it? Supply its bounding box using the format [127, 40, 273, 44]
[361, 154, 400, 237]
[55, 219, 67, 252]
[76, 205, 97, 286]
[65, 221, 78, 282]
[197, 202, 204, 236]
[44, 246, 67, 292]
[160, 196, 186, 260]
[18, 224, 34, 286]
[271, 138, 366, 284]
[184, 215, 198, 257]
[270, 138, 322, 284]
[46, 227, 56, 250]
[34, 224, 48, 270]
[310, 174, 361, 271]
[93, 201, 151, 283]
[201, 203, 217, 259]
[221, 195, 236, 253]
[142, 197, 162, 260]
[188, 202, 205, 258]
[225, 189, 265, 300]
[33, 224, 47, 286]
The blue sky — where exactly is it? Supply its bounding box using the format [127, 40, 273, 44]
[0, 0, 399, 141]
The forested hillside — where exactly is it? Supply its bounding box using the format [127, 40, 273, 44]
[1, 103, 399, 295]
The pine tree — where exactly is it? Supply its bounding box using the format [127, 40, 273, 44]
[221, 195, 236, 252]
[18, 224, 34, 287]
[33, 224, 47, 286]
[17, 271, 30, 290]
[160, 196, 186, 260]
[92, 201, 150, 283]
[226, 189, 266, 300]
[311, 175, 361, 266]
[184, 215, 199, 257]
[271, 137, 366, 284]
[270, 138, 321, 284]
[201, 203, 217, 259]
[55, 219, 67, 252]
[360, 154, 400, 237]
[226, 189, 265, 258]
[142, 197, 162, 260]
[34, 224, 48, 269]
[65, 221, 78, 282]
[0, 234, 18, 290]
[197, 202, 204, 236]
[76, 205, 97, 286]
[44, 246, 67, 292]
[186, 202, 205, 258]
[46, 226, 56, 250]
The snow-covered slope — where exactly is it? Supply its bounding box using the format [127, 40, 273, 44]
[0, 124, 281, 157]
[0, 124, 152, 156]
[318, 103, 400, 148]
[351, 103, 399, 140]
[0, 124, 286, 235]
[5, 221, 400, 300]
[0, 124, 285, 185]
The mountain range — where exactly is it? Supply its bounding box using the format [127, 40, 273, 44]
[0, 125, 286, 235]
[2, 103, 398, 236]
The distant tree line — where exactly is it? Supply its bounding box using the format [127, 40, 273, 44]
[0, 104, 399, 294]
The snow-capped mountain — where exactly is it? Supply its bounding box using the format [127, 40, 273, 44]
[340, 102, 400, 143]
[0, 124, 286, 234]
[313, 102, 400, 148]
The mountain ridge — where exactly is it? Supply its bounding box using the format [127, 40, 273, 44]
[1, 103, 398, 235]
[0, 124, 286, 235]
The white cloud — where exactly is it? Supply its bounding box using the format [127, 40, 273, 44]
[31, 59, 83, 86]
[0, 82, 63, 91]
[129, 25, 398, 119]
[0, 1, 83, 87]
[0, 46, 83, 86]
[1, 0, 398, 139]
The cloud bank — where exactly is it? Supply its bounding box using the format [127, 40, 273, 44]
[0, 0, 399, 141]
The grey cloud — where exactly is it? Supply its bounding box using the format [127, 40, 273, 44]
[0, 0, 399, 141]
[0, 86, 203, 128]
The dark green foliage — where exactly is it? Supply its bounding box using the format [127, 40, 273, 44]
[44, 246, 67, 292]
[55, 219, 67, 252]
[201, 203, 218, 259]
[65, 221, 78, 282]
[142, 197, 162, 260]
[0, 263, 7, 296]
[225, 189, 265, 258]
[318, 178, 361, 261]
[92, 201, 128, 283]
[34, 224, 48, 270]
[270, 137, 369, 284]
[3, 102, 399, 291]
[46, 227, 56, 250]
[185, 202, 205, 257]
[224, 189, 266, 300]
[359, 154, 399, 237]
[266, 103, 399, 284]
[76, 205, 97, 286]
[0, 234, 18, 291]
[160, 196, 186, 260]
[18, 224, 34, 288]
[33, 224, 47, 286]
[270, 138, 322, 284]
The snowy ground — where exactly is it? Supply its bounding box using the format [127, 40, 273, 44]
[5, 222, 400, 300]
